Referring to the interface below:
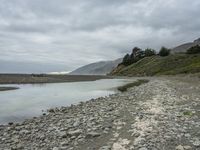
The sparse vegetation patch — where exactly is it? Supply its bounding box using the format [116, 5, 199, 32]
[118, 79, 149, 92]
[183, 111, 193, 116]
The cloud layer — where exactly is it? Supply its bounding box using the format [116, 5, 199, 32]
[0, 0, 200, 72]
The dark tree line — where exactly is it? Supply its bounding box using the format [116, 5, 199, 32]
[120, 44, 200, 67]
[121, 46, 171, 66]
[158, 47, 171, 56]
[122, 47, 146, 66]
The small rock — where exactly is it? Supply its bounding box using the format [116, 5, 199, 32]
[52, 147, 59, 150]
[133, 132, 140, 137]
[48, 108, 55, 113]
[183, 146, 192, 150]
[99, 145, 112, 150]
[193, 139, 200, 147]
[19, 129, 30, 135]
[61, 141, 69, 146]
[68, 129, 82, 137]
[139, 147, 148, 150]
[8, 122, 13, 126]
[184, 133, 191, 138]
[58, 131, 67, 138]
[176, 145, 184, 150]
[112, 143, 125, 150]
[86, 132, 101, 138]
[60, 146, 70, 150]
[73, 119, 80, 127]
[39, 134, 45, 140]
[16, 143, 24, 149]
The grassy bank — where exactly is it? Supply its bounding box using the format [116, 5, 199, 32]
[118, 79, 149, 92]
[111, 54, 200, 76]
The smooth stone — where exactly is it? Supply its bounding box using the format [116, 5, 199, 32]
[16, 143, 24, 149]
[68, 129, 82, 136]
[61, 141, 69, 146]
[99, 146, 112, 150]
[183, 146, 192, 150]
[139, 147, 148, 150]
[176, 145, 184, 150]
[52, 147, 59, 150]
[58, 131, 67, 138]
[19, 129, 30, 135]
[86, 132, 101, 138]
[193, 139, 200, 147]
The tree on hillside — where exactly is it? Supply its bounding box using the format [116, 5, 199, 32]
[131, 47, 142, 58]
[122, 54, 132, 66]
[186, 45, 200, 54]
[144, 48, 156, 57]
[131, 47, 145, 62]
[121, 47, 145, 66]
[159, 47, 171, 56]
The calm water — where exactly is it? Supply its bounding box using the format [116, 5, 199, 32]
[0, 79, 131, 124]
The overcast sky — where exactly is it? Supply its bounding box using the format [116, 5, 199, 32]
[0, 0, 200, 72]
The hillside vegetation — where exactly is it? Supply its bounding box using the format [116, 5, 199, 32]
[110, 54, 200, 76]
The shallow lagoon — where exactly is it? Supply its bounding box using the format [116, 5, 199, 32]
[0, 79, 131, 124]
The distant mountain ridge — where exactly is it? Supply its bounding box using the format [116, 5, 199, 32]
[172, 38, 200, 53]
[69, 58, 122, 75]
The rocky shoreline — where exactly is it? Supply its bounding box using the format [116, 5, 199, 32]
[0, 77, 200, 150]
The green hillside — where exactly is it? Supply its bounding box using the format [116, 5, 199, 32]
[110, 54, 200, 76]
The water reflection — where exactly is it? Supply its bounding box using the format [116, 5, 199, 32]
[0, 79, 131, 124]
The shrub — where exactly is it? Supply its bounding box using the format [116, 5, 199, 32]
[122, 47, 144, 66]
[122, 54, 132, 66]
[118, 79, 149, 92]
[186, 45, 200, 54]
[183, 111, 193, 116]
[159, 47, 171, 56]
[121, 47, 156, 66]
[144, 48, 156, 57]
[136, 50, 145, 59]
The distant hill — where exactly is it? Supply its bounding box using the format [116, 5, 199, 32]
[110, 54, 200, 76]
[69, 58, 122, 75]
[172, 38, 200, 53]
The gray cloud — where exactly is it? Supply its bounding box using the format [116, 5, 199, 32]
[0, 0, 200, 72]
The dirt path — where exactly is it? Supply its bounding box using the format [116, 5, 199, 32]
[0, 77, 200, 150]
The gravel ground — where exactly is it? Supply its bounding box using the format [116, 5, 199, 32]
[0, 77, 200, 150]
